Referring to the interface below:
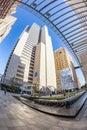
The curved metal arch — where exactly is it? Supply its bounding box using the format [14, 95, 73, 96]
[44, 0, 71, 14]
[61, 20, 87, 33]
[50, 5, 86, 21]
[56, 9, 87, 25]
[35, 0, 45, 7]
[68, 32, 87, 42]
[66, 30, 87, 39]
[76, 47, 87, 54]
[74, 44, 87, 51]
[69, 35, 87, 45]
[39, 0, 57, 12]
[72, 42, 87, 49]
[58, 15, 87, 29]
[64, 24, 87, 36]
[49, 1, 84, 18]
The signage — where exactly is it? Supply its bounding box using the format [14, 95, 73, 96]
[60, 68, 75, 90]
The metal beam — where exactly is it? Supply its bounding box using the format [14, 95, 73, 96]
[50, 5, 86, 21]
[69, 36, 87, 45]
[58, 15, 87, 29]
[62, 20, 87, 33]
[66, 30, 86, 39]
[72, 42, 87, 49]
[64, 24, 87, 36]
[74, 66, 82, 69]
[68, 33, 87, 42]
[56, 9, 87, 25]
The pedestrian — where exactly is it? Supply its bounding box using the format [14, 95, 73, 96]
[50, 91, 52, 97]
[63, 91, 66, 96]
[4, 88, 7, 95]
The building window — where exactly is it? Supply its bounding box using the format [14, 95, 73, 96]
[28, 77, 33, 80]
[16, 74, 24, 78]
[18, 66, 25, 70]
[29, 73, 33, 77]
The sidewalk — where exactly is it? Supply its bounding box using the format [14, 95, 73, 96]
[0, 90, 87, 130]
[16, 92, 87, 117]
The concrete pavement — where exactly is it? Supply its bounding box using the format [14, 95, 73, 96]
[0, 90, 87, 130]
[17, 91, 87, 117]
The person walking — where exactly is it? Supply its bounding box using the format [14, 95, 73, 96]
[4, 88, 7, 95]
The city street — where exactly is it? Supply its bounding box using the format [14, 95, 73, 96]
[0, 90, 87, 130]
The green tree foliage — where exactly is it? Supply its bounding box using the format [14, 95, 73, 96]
[1, 77, 21, 93]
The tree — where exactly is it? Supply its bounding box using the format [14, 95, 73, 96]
[81, 84, 87, 89]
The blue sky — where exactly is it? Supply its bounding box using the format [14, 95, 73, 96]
[0, 5, 85, 85]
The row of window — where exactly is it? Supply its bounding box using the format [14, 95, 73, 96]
[29, 73, 33, 77]
[28, 77, 33, 81]
[22, 52, 32, 58]
[18, 65, 25, 70]
[17, 69, 24, 74]
[16, 73, 24, 78]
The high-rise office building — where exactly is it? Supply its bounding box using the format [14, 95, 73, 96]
[0, 15, 16, 43]
[0, 0, 20, 19]
[4, 23, 56, 91]
[80, 52, 87, 83]
[54, 48, 79, 91]
[0, 0, 20, 43]
[33, 26, 56, 91]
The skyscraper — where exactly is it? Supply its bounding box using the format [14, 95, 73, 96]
[0, 15, 16, 43]
[0, 0, 20, 43]
[54, 48, 79, 91]
[80, 52, 87, 83]
[0, 0, 20, 19]
[33, 26, 56, 91]
[4, 23, 56, 91]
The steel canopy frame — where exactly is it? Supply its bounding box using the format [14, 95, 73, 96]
[16, 0, 87, 67]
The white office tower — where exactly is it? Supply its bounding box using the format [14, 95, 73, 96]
[33, 26, 56, 91]
[4, 23, 40, 83]
[4, 23, 56, 91]
[0, 15, 16, 43]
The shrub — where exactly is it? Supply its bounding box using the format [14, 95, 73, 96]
[1, 83, 21, 93]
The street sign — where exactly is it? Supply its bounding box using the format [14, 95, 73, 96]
[60, 68, 75, 90]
